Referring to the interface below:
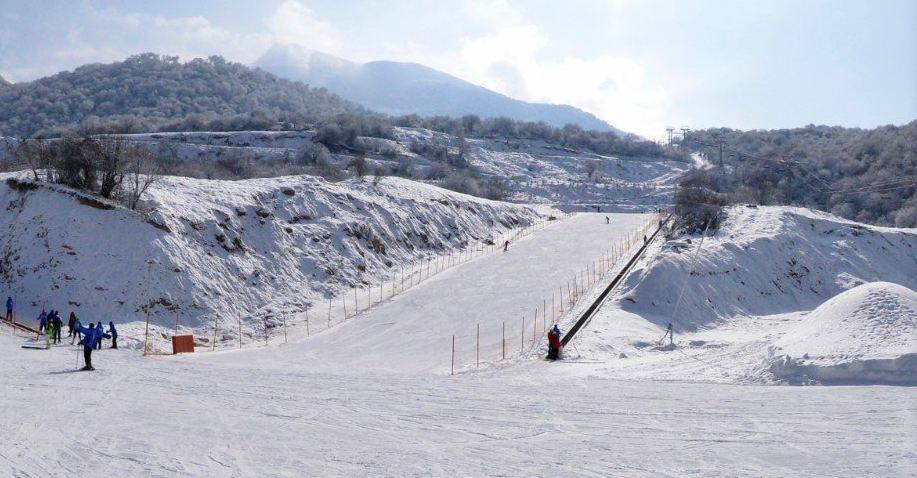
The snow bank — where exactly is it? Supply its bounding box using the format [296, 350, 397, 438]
[617, 206, 917, 329]
[769, 281, 916, 385]
[0, 173, 538, 342]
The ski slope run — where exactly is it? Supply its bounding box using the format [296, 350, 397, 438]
[246, 212, 650, 374]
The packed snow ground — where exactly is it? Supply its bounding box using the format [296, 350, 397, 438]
[2, 207, 915, 476]
[249, 213, 650, 374]
[1, 330, 914, 477]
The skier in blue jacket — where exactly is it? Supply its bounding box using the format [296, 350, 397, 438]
[95, 322, 104, 350]
[5, 296, 13, 322]
[108, 321, 118, 349]
[37, 309, 48, 338]
[75, 321, 102, 371]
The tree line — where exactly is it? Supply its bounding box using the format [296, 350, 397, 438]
[674, 122, 917, 229]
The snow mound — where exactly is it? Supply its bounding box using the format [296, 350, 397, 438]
[775, 281, 916, 361]
[769, 282, 917, 385]
[617, 206, 917, 329]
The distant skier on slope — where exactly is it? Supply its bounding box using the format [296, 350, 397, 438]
[70, 312, 81, 344]
[546, 324, 563, 361]
[4, 296, 13, 322]
[503, 240, 510, 252]
[95, 322, 105, 349]
[51, 311, 63, 344]
[37, 309, 48, 338]
[44, 315, 55, 348]
[67, 311, 77, 339]
[605, 216, 610, 224]
[75, 321, 102, 370]
[108, 321, 118, 349]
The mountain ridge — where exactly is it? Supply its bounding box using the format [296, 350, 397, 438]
[255, 44, 622, 134]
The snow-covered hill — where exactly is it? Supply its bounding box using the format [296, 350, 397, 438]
[562, 206, 917, 385]
[622, 205, 916, 327]
[101, 128, 688, 210]
[0, 173, 540, 345]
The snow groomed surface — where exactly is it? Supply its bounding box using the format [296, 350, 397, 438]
[237, 212, 653, 374]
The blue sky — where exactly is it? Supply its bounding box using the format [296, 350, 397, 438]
[0, 0, 914, 137]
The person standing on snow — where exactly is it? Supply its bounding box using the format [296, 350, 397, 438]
[70, 312, 81, 344]
[4, 296, 13, 322]
[108, 321, 118, 349]
[75, 321, 101, 371]
[67, 312, 77, 339]
[605, 216, 610, 224]
[546, 324, 563, 361]
[37, 309, 48, 338]
[503, 240, 510, 252]
[95, 322, 105, 349]
[51, 311, 63, 344]
[44, 316, 55, 348]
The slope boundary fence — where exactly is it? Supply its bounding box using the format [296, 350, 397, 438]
[449, 211, 665, 374]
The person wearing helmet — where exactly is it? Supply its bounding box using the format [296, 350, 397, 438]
[547, 324, 562, 360]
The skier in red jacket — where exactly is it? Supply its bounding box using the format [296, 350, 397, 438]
[547, 324, 562, 360]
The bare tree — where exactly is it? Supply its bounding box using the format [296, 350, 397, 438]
[122, 144, 160, 210]
[96, 137, 127, 198]
[349, 153, 368, 180]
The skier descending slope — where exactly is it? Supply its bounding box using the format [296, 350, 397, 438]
[503, 240, 510, 252]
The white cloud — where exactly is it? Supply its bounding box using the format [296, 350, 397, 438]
[264, 1, 342, 54]
[457, 24, 669, 138]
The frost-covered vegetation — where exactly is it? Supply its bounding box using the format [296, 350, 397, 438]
[0, 54, 365, 138]
[677, 123, 917, 227]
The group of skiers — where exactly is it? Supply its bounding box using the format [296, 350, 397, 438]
[37, 308, 118, 371]
[36, 309, 117, 350]
[4, 296, 119, 371]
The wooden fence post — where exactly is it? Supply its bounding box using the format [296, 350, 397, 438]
[476, 323, 480, 368]
[532, 308, 537, 345]
[211, 313, 217, 352]
[502, 321, 506, 360]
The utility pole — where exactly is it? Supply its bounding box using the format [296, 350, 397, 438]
[665, 127, 674, 146]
